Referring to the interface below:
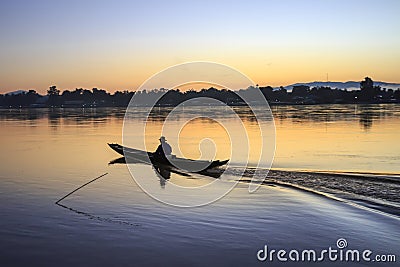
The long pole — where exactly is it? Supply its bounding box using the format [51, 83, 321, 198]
[55, 172, 108, 204]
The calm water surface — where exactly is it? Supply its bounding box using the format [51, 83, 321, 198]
[3, 104, 398, 174]
[0, 105, 399, 266]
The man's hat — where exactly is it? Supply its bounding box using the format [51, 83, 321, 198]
[159, 136, 166, 141]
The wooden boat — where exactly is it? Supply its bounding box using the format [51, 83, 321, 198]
[108, 143, 229, 171]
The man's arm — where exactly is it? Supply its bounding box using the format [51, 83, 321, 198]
[164, 143, 172, 155]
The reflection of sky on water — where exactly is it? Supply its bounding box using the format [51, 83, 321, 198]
[0, 104, 399, 265]
[1, 104, 399, 174]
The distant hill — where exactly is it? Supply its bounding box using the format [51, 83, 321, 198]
[281, 81, 400, 91]
[5, 90, 28, 96]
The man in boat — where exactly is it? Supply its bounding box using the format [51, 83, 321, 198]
[154, 136, 172, 162]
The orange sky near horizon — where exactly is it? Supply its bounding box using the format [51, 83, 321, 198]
[2, 49, 399, 94]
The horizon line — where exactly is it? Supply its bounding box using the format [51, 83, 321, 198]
[2, 78, 400, 95]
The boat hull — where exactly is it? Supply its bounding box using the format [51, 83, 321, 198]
[108, 143, 229, 171]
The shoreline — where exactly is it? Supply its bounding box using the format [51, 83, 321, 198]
[1, 101, 400, 109]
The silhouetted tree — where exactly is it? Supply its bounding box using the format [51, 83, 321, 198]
[360, 77, 374, 91]
[360, 77, 379, 101]
[274, 87, 289, 102]
[259, 86, 274, 101]
[1, 78, 400, 108]
[394, 89, 400, 100]
[25, 90, 40, 106]
[291, 85, 310, 97]
[47, 85, 60, 106]
[47, 85, 60, 96]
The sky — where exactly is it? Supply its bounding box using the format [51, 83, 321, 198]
[0, 0, 399, 94]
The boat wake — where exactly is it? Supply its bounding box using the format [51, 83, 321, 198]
[227, 167, 400, 219]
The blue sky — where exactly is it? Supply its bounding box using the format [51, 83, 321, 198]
[1, 0, 399, 93]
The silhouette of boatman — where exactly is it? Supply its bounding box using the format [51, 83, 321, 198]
[154, 136, 172, 162]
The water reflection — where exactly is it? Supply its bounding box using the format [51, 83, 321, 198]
[357, 105, 384, 131]
[108, 156, 223, 188]
[1, 104, 400, 174]
[0, 108, 126, 125]
[359, 110, 373, 130]
[1, 105, 399, 129]
[272, 104, 400, 130]
[153, 166, 170, 188]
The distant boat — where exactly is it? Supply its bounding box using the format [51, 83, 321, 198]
[108, 143, 229, 171]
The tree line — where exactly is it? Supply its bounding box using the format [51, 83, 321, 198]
[1, 77, 399, 108]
